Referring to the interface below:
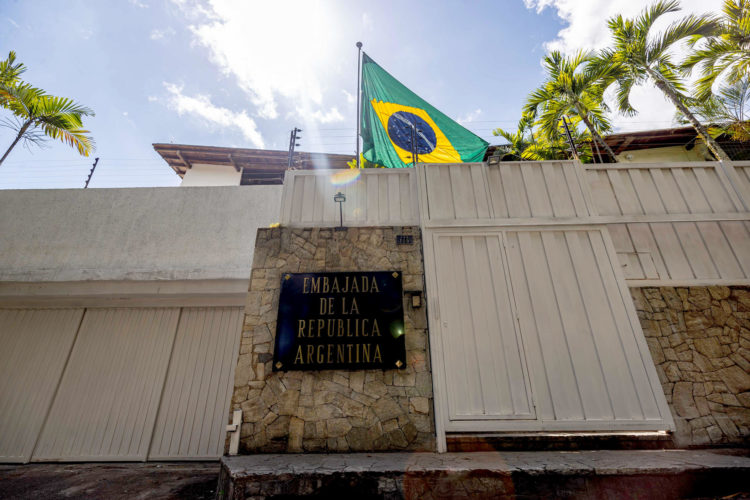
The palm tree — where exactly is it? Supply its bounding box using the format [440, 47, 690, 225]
[593, 1, 731, 161]
[682, 0, 750, 101]
[0, 51, 94, 166]
[493, 114, 593, 162]
[675, 77, 750, 142]
[0, 87, 95, 166]
[493, 114, 536, 160]
[524, 50, 619, 161]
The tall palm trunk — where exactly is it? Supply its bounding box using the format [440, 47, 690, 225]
[646, 68, 732, 162]
[0, 120, 30, 166]
[574, 104, 619, 162]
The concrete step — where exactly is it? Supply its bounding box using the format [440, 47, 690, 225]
[219, 449, 750, 500]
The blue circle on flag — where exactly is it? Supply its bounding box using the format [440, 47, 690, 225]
[387, 111, 437, 155]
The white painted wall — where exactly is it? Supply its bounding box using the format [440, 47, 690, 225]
[616, 145, 711, 163]
[181, 164, 242, 186]
[0, 185, 282, 282]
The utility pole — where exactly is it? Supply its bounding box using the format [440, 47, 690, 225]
[84, 157, 99, 188]
[287, 128, 301, 168]
[561, 117, 580, 162]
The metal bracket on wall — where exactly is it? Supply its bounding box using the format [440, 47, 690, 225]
[226, 409, 242, 455]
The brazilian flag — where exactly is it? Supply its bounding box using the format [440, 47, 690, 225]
[361, 53, 488, 168]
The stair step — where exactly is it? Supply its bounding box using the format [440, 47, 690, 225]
[219, 449, 750, 499]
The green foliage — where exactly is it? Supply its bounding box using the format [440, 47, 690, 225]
[590, 0, 732, 161]
[492, 114, 593, 162]
[523, 50, 617, 161]
[346, 154, 385, 168]
[683, 0, 750, 100]
[492, 114, 535, 161]
[0, 51, 95, 165]
[506, 0, 746, 165]
[523, 51, 610, 137]
[592, 0, 717, 115]
[676, 77, 750, 141]
[0, 51, 25, 90]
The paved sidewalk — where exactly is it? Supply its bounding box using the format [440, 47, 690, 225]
[1, 451, 748, 499]
[220, 449, 750, 499]
[0, 462, 219, 500]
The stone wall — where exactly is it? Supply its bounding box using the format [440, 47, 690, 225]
[232, 226, 435, 453]
[631, 286, 750, 447]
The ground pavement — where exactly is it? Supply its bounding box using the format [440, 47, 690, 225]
[1, 450, 749, 499]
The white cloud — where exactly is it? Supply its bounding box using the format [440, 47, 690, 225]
[525, 0, 720, 54]
[174, 0, 343, 121]
[147, 95, 158, 102]
[129, 0, 148, 7]
[303, 107, 345, 124]
[457, 108, 482, 125]
[362, 12, 373, 31]
[150, 27, 176, 40]
[169, 0, 217, 21]
[163, 82, 264, 147]
[342, 89, 355, 105]
[525, 0, 723, 132]
[7, 18, 19, 28]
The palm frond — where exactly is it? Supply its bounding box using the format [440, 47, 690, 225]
[649, 15, 720, 59]
[682, 0, 750, 100]
[39, 122, 94, 156]
[636, 0, 682, 35]
[0, 52, 95, 165]
[0, 51, 26, 86]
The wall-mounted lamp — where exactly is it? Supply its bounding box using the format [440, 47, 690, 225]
[334, 191, 346, 230]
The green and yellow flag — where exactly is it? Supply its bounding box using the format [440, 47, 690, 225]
[360, 53, 488, 168]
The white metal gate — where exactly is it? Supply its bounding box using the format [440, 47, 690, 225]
[417, 163, 674, 448]
[432, 232, 534, 423]
[0, 309, 83, 463]
[0, 306, 243, 463]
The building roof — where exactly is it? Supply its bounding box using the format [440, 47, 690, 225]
[153, 143, 353, 185]
[603, 126, 697, 155]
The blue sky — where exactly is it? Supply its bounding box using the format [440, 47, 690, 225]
[0, 0, 721, 189]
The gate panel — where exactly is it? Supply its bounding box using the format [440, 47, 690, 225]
[32, 308, 179, 461]
[433, 232, 534, 422]
[418, 163, 673, 440]
[506, 229, 666, 424]
[0, 309, 83, 463]
[148, 307, 243, 460]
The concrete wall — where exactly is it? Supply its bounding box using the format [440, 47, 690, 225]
[632, 286, 750, 447]
[181, 164, 242, 186]
[0, 186, 282, 282]
[233, 226, 435, 453]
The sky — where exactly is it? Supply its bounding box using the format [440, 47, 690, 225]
[0, 0, 722, 189]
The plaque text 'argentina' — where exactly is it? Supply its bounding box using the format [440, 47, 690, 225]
[273, 272, 406, 371]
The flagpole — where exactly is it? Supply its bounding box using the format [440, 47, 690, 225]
[356, 42, 363, 169]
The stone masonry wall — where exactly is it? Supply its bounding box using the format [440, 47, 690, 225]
[631, 286, 750, 447]
[232, 226, 435, 453]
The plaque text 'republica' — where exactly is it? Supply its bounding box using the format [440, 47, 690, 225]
[273, 272, 406, 371]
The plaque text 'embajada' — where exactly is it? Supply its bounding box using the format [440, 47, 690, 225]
[273, 272, 406, 371]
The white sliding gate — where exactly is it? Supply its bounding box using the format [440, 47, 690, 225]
[0, 305, 243, 463]
[417, 163, 674, 450]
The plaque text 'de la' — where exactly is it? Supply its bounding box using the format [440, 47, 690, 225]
[273, 271, 406, 371]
